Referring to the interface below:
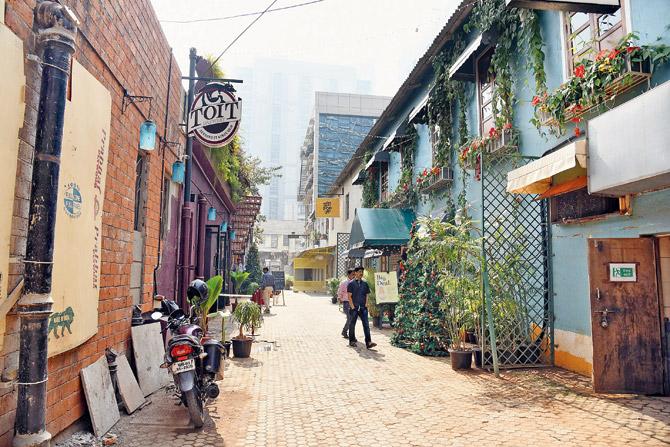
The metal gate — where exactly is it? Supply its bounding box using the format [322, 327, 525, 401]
[336, 233, 350, 277]
[480, 153, 553, 373]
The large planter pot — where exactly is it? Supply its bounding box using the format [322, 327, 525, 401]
[232, 337, 253, 358]
[222, 341, 232, 358]
[448, 349, 472, 370]
[331, 297, 338, 304]
[372, 315, 382, 328]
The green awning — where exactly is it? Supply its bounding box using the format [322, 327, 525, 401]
[348, 208, 416, 250]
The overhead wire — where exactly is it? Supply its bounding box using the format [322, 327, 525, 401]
[209, 0, 279, 70]
[160, 0, 326, 24]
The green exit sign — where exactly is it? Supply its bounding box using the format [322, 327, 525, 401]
[609, 263, 637, 282]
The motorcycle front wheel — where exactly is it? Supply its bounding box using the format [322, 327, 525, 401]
[183, 388, 204, 428]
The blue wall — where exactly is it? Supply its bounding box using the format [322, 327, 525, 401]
[375, 1, 670, 340]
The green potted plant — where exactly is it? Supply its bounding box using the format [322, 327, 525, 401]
[187, 275, 223, 334]
[230, 270, 250, 311]
[414, 216, 481, 370]
[363, 269, 381, 328]
[243, 281, 259, 296]
[231, 300, 263, 358]
[327, 277, 340, 304]
[285, 274, 294, 290]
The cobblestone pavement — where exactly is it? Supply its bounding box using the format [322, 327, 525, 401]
[113, 291, 670, 447]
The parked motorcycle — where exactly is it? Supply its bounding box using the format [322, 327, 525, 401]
[148, 280, 224, 428]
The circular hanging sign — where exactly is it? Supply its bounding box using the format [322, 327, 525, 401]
[188, 82, 242, 148]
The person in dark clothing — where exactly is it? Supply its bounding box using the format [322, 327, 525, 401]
[339, 269, 355, 339]
[347, 266, 376, 349]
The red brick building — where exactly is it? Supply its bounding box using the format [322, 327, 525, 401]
[0, 1, 185, 444]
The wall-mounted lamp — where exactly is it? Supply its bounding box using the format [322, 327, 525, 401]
[220, 222, 228, 232]
[208, 207, 217, 221]
[139, 120, 157, 151]
[172, 160, 185, 183]
[230, 230, 236, 241]
[123, 90, 156, 151]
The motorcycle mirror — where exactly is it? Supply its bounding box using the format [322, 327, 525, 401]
[151, 311, 162, 320]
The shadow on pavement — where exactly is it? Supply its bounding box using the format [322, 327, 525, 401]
[229, 357, 263, 368]
[356, 347, 386, 361]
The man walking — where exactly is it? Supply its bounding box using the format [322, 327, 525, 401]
[261, 267, 275, 314]
[347, 266, 376, 349]
[338, 269, 355, 339]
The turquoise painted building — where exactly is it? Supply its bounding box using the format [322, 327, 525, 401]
[349, 0, 670, 392]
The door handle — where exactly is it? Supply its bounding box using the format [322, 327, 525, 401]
[593, 307, 620, 328]
[595, 288, 601, 301]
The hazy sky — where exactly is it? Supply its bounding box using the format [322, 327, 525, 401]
[150, 0, 459, 96]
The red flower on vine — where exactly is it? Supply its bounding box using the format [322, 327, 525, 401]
[431, 166, 440, 175]
[531, 96, 541, 106]
[626, 46, 641, 54]
[570, 117, 582, 124]
[503, 122, 512, 130]
[574, 127, 582, 137]
[608, 49, 621, 60]
[574, 64, 585, 78]
[596, 49, 609, 61]
[488, 127, 498, 138]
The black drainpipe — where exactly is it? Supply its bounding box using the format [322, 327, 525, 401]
[152, 50, 174, 298]
[13, 2, 77, 446]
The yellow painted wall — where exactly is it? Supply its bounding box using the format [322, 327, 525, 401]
[0, 20, 25, 349]
[554, 328, 593, 377]
[48, 61, 111, 357]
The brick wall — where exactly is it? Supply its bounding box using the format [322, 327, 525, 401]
[0, 0, 185, 444]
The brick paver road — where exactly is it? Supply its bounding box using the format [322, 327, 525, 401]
[113, 291, 670, 447]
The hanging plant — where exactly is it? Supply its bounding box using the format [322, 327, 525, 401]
[532, 33, 670, 136]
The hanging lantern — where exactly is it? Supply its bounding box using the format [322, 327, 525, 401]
[172, 160, 185, 183]
[220, 222, 228, 232]
[139, 120, 157, 151]
[208, 207, 217, 221]
[230, 230, 236, 241]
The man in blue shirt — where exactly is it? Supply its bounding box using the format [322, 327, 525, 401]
[261, 267, 275, 313]
[346, 266, 376, 349]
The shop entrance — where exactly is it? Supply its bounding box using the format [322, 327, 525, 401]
[587, 238, 665, 394]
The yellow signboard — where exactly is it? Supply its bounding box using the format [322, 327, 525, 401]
[315, 197, 341, 218]
[0, 22, 26, 350]
[374, 272, 399, 304]
[48, 61, 111, 357]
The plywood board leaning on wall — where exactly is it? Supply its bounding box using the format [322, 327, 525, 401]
[48, 61, 112, 357]
[0, 16, 26, 350]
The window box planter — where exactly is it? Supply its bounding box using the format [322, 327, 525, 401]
[420, 167, 454, 193]
[459, 128, 519, 170]
[540, 55, 652, 128]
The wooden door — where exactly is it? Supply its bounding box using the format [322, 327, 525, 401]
[588, 238, 664, 394]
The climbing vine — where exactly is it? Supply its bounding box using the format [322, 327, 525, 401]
[428, 0, 548, 175]
[362, 151, 379, 208]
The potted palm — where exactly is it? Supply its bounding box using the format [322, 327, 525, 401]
[363, 270, 381, 328]
[231, 300, 263, 358]
[414, 216, 481, 370]
[187, 275, 223, 334]
[327, 278, 340, 304]
[230, 270, 250, 312]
